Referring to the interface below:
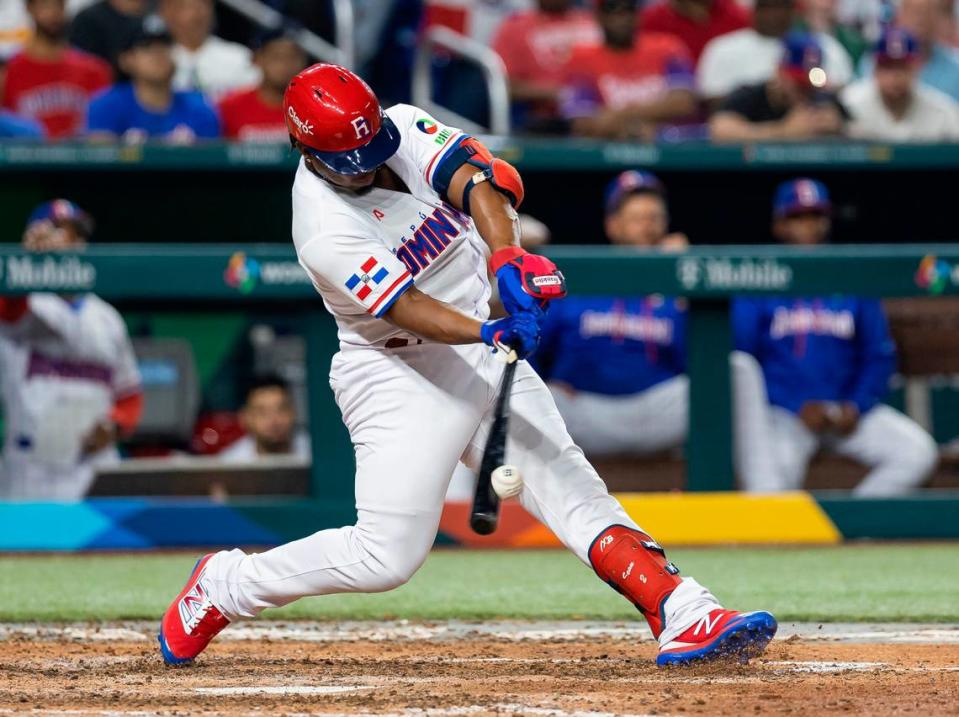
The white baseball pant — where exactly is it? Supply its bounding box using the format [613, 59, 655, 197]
[732, 351, 938, 496]
[547, 376, 689, 456]
[202, 342, 716, 642]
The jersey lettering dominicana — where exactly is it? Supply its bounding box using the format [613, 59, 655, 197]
[292, 104, 491, 347]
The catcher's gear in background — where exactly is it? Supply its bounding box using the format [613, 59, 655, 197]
[490, 247, 567, 316]
[284, 63, 401, 175]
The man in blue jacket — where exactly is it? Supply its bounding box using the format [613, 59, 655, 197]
[732, 178, 937, 496]
[530, 170, 690, 456]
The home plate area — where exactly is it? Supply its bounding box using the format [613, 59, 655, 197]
[0, 622, 956, 716]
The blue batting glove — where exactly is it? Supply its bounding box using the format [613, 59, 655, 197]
[480, 312, 541, 360]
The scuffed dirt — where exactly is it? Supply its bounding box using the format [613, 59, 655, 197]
[0, 631, 956, 716]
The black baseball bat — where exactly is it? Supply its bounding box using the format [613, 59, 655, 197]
[470, 357, 518, 535]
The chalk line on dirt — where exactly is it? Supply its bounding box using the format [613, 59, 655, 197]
[1, 620, 956, 644]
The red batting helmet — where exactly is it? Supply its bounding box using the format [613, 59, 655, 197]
[284, 63, 400, 175]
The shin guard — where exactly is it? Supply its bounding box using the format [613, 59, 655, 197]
[588, 525, 682, 638]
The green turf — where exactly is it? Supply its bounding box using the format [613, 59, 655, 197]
[1, 544, 956, 623]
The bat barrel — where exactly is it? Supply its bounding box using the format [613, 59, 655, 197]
[470, 511, 499, 535]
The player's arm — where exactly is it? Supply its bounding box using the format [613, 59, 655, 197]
[432, 138, 567, 315]
[385, 286, 539, 358]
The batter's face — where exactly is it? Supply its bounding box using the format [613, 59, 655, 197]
[773, 212, 831, 245]
[301, 149, 377, 190]
[605, 193, 668, 247]
[242, 386, 296, 453]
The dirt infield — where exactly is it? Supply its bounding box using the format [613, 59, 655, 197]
[1, 622, 957, 716]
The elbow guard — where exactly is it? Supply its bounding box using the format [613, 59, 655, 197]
[432, 137, 524, 214]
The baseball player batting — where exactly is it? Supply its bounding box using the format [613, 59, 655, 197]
[158, 64, 777, 667]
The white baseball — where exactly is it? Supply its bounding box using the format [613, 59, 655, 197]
[491, 464, 523, 499]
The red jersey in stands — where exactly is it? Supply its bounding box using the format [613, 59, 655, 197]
[492, 8, 600, 88]
[562, 34, 695, 112]
[639, 0, 751, 64]
[2, 49, 111, 138]
[218, 88, 287, 142]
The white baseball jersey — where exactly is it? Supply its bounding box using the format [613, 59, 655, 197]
[0, 293, 141, 500]
[202, 102, 725, 650]
[292, 104, 492, 347]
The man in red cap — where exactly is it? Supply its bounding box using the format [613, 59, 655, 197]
[159, 64, 777, 668]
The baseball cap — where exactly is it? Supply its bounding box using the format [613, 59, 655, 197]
[26, 199, 94, 237]
[773, 179, 831, 219]
[604, 170, 665, 215]
[779, 31, 828, 89]
[123, 15, 173, 51]
[876, 27, 921, 65]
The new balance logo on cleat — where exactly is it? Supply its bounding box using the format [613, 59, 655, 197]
[178, 575, 212, 634]
[158, 554, 230, 666]
[657, 609, 778, 667]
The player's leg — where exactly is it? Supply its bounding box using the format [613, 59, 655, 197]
[464, 357, 776, 665]
[828, 405, 938, 497]
[547, 376, 688, 456]
[159, 344, 487, 663]
[768, 407, 821, 491]
[731, 350, 785, 491]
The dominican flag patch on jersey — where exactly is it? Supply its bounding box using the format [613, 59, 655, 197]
[345, 257, 390, 300]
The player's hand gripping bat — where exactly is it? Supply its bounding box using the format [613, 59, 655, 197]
[470, 352, 519, 535]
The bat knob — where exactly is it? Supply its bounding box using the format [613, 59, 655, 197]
[470, 511, 498, 535]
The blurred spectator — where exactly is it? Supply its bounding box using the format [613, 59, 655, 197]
[531, 170, 690, 457]
[219, 375, 311, 464]
[491, 0, 600, 130]
[160, 0, 260, 101]
[843, 27, 959, 140]
[69, 0, 148, 74]
[2, 0, 112, 139]
[795, 0, 868, 66]
[0, 200, 143, 501]
[86, 17, 219, 143]
[639, 0, 751, 65]
[697, 0, 852, 101]
[859, 0, 959, 102]
[0, 108, 45, 137]
[710, 32, 849, 141]
[732, 179, 937, 497]
[561, 0, 697, 140]
[218, 29, 306, 142]
[0, 1, 31, 61]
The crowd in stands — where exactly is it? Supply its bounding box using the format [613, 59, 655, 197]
[1, 0, 958, 141]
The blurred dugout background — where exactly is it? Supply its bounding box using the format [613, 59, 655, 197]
[1, 0, 959, 549]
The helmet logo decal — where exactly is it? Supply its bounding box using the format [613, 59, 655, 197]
[351, 116, 371, 140]
[288, 106, 314, 135]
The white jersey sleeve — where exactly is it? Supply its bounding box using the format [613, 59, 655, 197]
[384, 104, 469, 200]
[295, 202, 415, 319]
[110, 313, 142, 398]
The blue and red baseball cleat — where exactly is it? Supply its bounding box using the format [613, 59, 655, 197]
[657, 609, 777, 666]
[158, 554, 230, 666]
